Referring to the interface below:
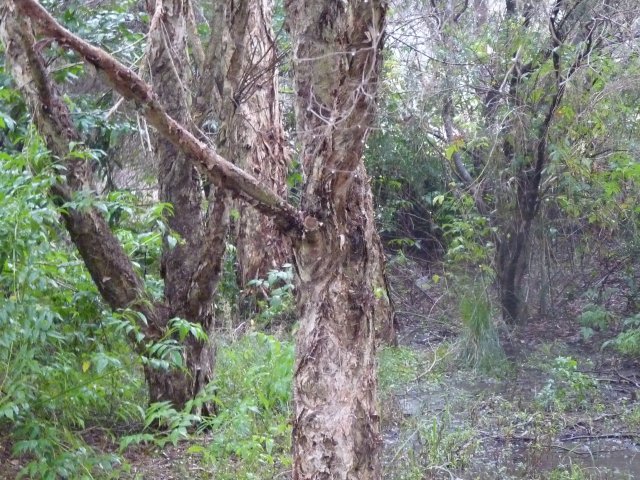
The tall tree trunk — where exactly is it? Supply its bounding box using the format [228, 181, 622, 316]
[492, 0, 581, 323]
[286, 0, 387, 477]
[195, 0, 291, 296]
[143, 0, 227, 409]
[2, 0, 232, 410]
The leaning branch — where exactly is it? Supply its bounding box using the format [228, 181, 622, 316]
[0, 5, 160, 333]
[17, 0, 303, 235]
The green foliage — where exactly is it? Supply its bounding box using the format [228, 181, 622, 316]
[578, 304, 613, 340]
[623, 404, 640, 429]
[0, 140, 145, 478]
[549, 464, 589, 480]
[0, 69, 28, 151]
[119, 400, 202, 450]
[440, 193, 494, 268]
[536, 357, 597, 411]
[602, 313, 640, 357]
[44, 0, 145, 64]
[0, 134, 284, 478]
[386, 409, 477, 479]
[11, 424, 121, 480]
[378, 346, 425, 392]
[195, 333, 294, 479]
[247, 264, 295, 327]
[23, 1, 146, 186]
[0, 136, 197, 478]
[210, 242, 241, 324]
[417, 409, 476, 471]
[365, 63, 448, 256]
[118, 333, 294, 478]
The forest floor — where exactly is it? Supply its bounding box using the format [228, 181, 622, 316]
[380, 257, 640, 479]
[2, 258, 639, 479]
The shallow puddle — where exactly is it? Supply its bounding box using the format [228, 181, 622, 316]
[467, 438, 640, 479]
[381, 350, 640, 479]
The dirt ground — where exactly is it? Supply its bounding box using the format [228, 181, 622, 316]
[383, 258, 640, 479]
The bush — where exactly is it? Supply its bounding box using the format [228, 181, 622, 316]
[192, 333, 294, 479]
[536, 356, 597, 411]
[603, 313, 640, 357]
[0, 142, 145, 479]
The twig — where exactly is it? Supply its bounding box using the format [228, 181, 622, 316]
[617, 371, 640, 388]
[273, 469, 293, 479]
[550, 444, 608, 455]
[105, 97, 124, 120]
[559, 432, 640, 442]
[388, 428, 420, 466]
[478, 431, 536, 442]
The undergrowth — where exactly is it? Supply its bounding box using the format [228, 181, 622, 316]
[0, 142, 146, 479]
[0, 140, 296, 479]
[194, 332, 294, 480]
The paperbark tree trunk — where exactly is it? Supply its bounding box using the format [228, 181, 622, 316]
[286, 0, 387, 477]
[143, 0, 227, 409]
[201, 0, 291, 290]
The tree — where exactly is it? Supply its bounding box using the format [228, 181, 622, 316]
[385, 0, 632, 323]
[285, 0, 387, 475]
[4, 0, 390, 476]
[142, 0, 227, 410]
[488, 0, 622, 322]
[197, 0, 292, 291]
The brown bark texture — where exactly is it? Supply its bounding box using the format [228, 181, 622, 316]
[135, 0, 230, 409]
[202, 0, 291, 289]
[12, 0, 394, 474]
[286, 0, 387, 477]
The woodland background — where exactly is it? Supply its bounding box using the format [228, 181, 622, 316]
[0, 0, 639, 479]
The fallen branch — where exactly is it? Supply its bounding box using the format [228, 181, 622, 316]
[559, 432, 640, 442]
[617, 371, 640, 388]
[550, 444, 626, 455]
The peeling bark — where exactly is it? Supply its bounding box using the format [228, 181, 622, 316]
[286, 0, 387, 477]
[204, 0, 291, 289]
[142, 0, 224, 409]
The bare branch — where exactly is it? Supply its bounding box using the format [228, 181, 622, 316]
[16, 0, 304, 236]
